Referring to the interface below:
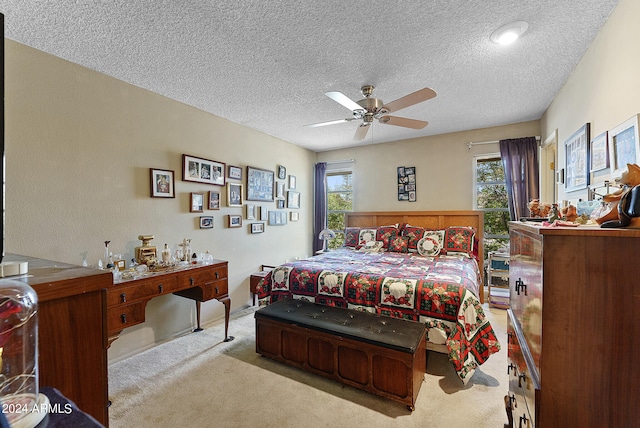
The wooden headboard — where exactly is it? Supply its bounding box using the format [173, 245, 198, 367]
[345, 210, 485, 297]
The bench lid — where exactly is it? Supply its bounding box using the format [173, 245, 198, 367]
[255, 298, 426, 353]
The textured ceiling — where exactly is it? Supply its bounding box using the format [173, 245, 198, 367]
[0, 1, 619, 152]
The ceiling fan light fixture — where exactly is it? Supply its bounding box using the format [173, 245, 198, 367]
[491, 21, 529, 45]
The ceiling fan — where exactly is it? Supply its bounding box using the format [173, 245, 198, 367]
[304, 85, 437, 140]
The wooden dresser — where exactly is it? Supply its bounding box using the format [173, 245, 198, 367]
[506, 223, 639, 427]
[3, 253, 112, 426]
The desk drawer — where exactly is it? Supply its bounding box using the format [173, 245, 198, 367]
[107, 276, 179, 307]
[107, 301, 146, 332]
[179, 265, 228, 288]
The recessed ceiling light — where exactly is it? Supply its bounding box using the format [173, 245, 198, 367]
[491, 21, 529, 45]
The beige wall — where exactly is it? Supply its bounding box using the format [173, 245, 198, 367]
[542, 0, 639, 203]
[4, 40, 315, 361]
[317, 121, 540, 210]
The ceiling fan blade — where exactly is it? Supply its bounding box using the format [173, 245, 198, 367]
[381, 87, 437, 113]
[379, 115, 429, 129]
[353, 123, 370, 140]
[304, 118, 354, 128]
[325, 91, 364, 112]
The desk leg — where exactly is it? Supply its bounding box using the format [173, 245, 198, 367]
[193, 301, 204, 332]
[221, 297, 235, 342]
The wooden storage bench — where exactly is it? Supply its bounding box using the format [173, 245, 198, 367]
[255, 298, 427, 410]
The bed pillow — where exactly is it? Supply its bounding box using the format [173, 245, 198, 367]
[401, 224, 428, 252]
[358, 240, 384, 253]
[442, 226, 476, 256]
[388, 235, 409, 253]
[417, 230, 445, 256]
[375, 225, 400, 249]
[344, 227, 360, 247]
[356, 228, 377, 249]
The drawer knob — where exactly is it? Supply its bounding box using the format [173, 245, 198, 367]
[158, 284, 164, 293]
[190, 277, 195, 285]
[120, 293, 127, 303]
[215, 272, 219, 279]
[507, 332, 514, 344]
[518, 372, 527, 388]
[507, 363, 516, 375]
[515, 278, 528, 296]
[215, 286, 219, 294]
[519, 414, 529, 427]
[121, 314, 127, 324]
[508, 393, 516, 406]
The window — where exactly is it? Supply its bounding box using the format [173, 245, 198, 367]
[326, 170, 353, 249]
[473, 155, 509, 259]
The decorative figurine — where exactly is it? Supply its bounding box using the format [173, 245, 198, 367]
[135, 235, 157, 265]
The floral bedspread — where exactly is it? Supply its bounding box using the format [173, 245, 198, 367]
[256, 248, 500, 383]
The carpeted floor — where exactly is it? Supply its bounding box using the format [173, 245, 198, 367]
[108, 303, 508, 428]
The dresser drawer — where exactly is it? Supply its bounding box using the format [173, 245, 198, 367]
[107, 276, 179, 307]
[178, 264, 228, 288]
[107, 301, 146, 332]
[507, 311, 538, 428]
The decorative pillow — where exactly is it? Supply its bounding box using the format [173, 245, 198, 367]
[442, 226, 476, 255]
[358, 240, 384, 253]
[417, 230, 445, 256]
[401, 225, 428, 252]
[356, 228, 377, 249]
[388, 235, 409, 253]
[344, 227, 360, 247]
[376, 225, 400, 249]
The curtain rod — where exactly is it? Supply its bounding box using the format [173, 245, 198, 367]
[318, 159, 355, 165]
[467, 136, 540, 151]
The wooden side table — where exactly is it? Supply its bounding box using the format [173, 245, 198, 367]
[250, 265, 274, 305]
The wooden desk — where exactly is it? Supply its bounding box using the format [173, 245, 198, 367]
[4, 254, 112, 426]
[106, 259, 232, 345]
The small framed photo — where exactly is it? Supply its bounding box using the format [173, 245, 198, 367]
[277, 165, 286, 180]
[191, 192, 204, 212]
[227, 182, 243, 207]
[260, 205, 268, 221]
[276, 181, 285, 198]
[608, 114, 640, 179]
[246, 204, 256, 220]
[277, 199, 285, 209]
[183, 154, 225, 186]
[246, 166, 274, 201]
[200, 216, 213, 229]
[228, 215, 242, 228]
[269, 210, 287, 225]
[150, 168, 175, 198]
[590, 131, 609, 172]
[564, 123, 590, 192]
[228, 165, 242, 180]
[288, 175, 296, 189]
[287, 191, 300, 209]
[209, 191, 220, 210]
[251, 222, 265, 234]
[290, 211, 299, 222]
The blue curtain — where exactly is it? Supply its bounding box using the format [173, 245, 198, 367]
[313, 162, 327, 253]
[499, 137, 539, 220]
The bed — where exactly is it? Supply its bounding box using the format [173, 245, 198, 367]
[256, 210, 500, 383]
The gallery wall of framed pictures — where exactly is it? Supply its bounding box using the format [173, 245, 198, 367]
[150, 154, 301, 233]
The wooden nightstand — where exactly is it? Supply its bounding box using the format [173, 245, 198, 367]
[250, 265, 274, 305]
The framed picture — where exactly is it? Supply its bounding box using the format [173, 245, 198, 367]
[228, 165, 242, 180]
[246, 204, 256, 220]
[277, 165, 286, 180]
[183, 154, 225, 186]
[289, 175, 296, 189]
[150, 168, 175, 198]
[269, 210, 288, 225]
[190, 192, 204, 212]
[397, 166, 416, 201]
[276, 181, 285, 198]
[227, 182, 243, 207]
[260, 205, 268, 221]
[208, 191, 220, 210]
[590, 131, 609, 172]
[287, 191, 300, 209]
[246, 166, 274, 201]
[199, 216, 213, 229]
[608, 114, 640, 179]
[228, 215, 242, 228]
[251, 222, 265, 234]
[290, 211, 299, 221]
[277, 199, 285, 209]
[564, 123, 590, 192]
